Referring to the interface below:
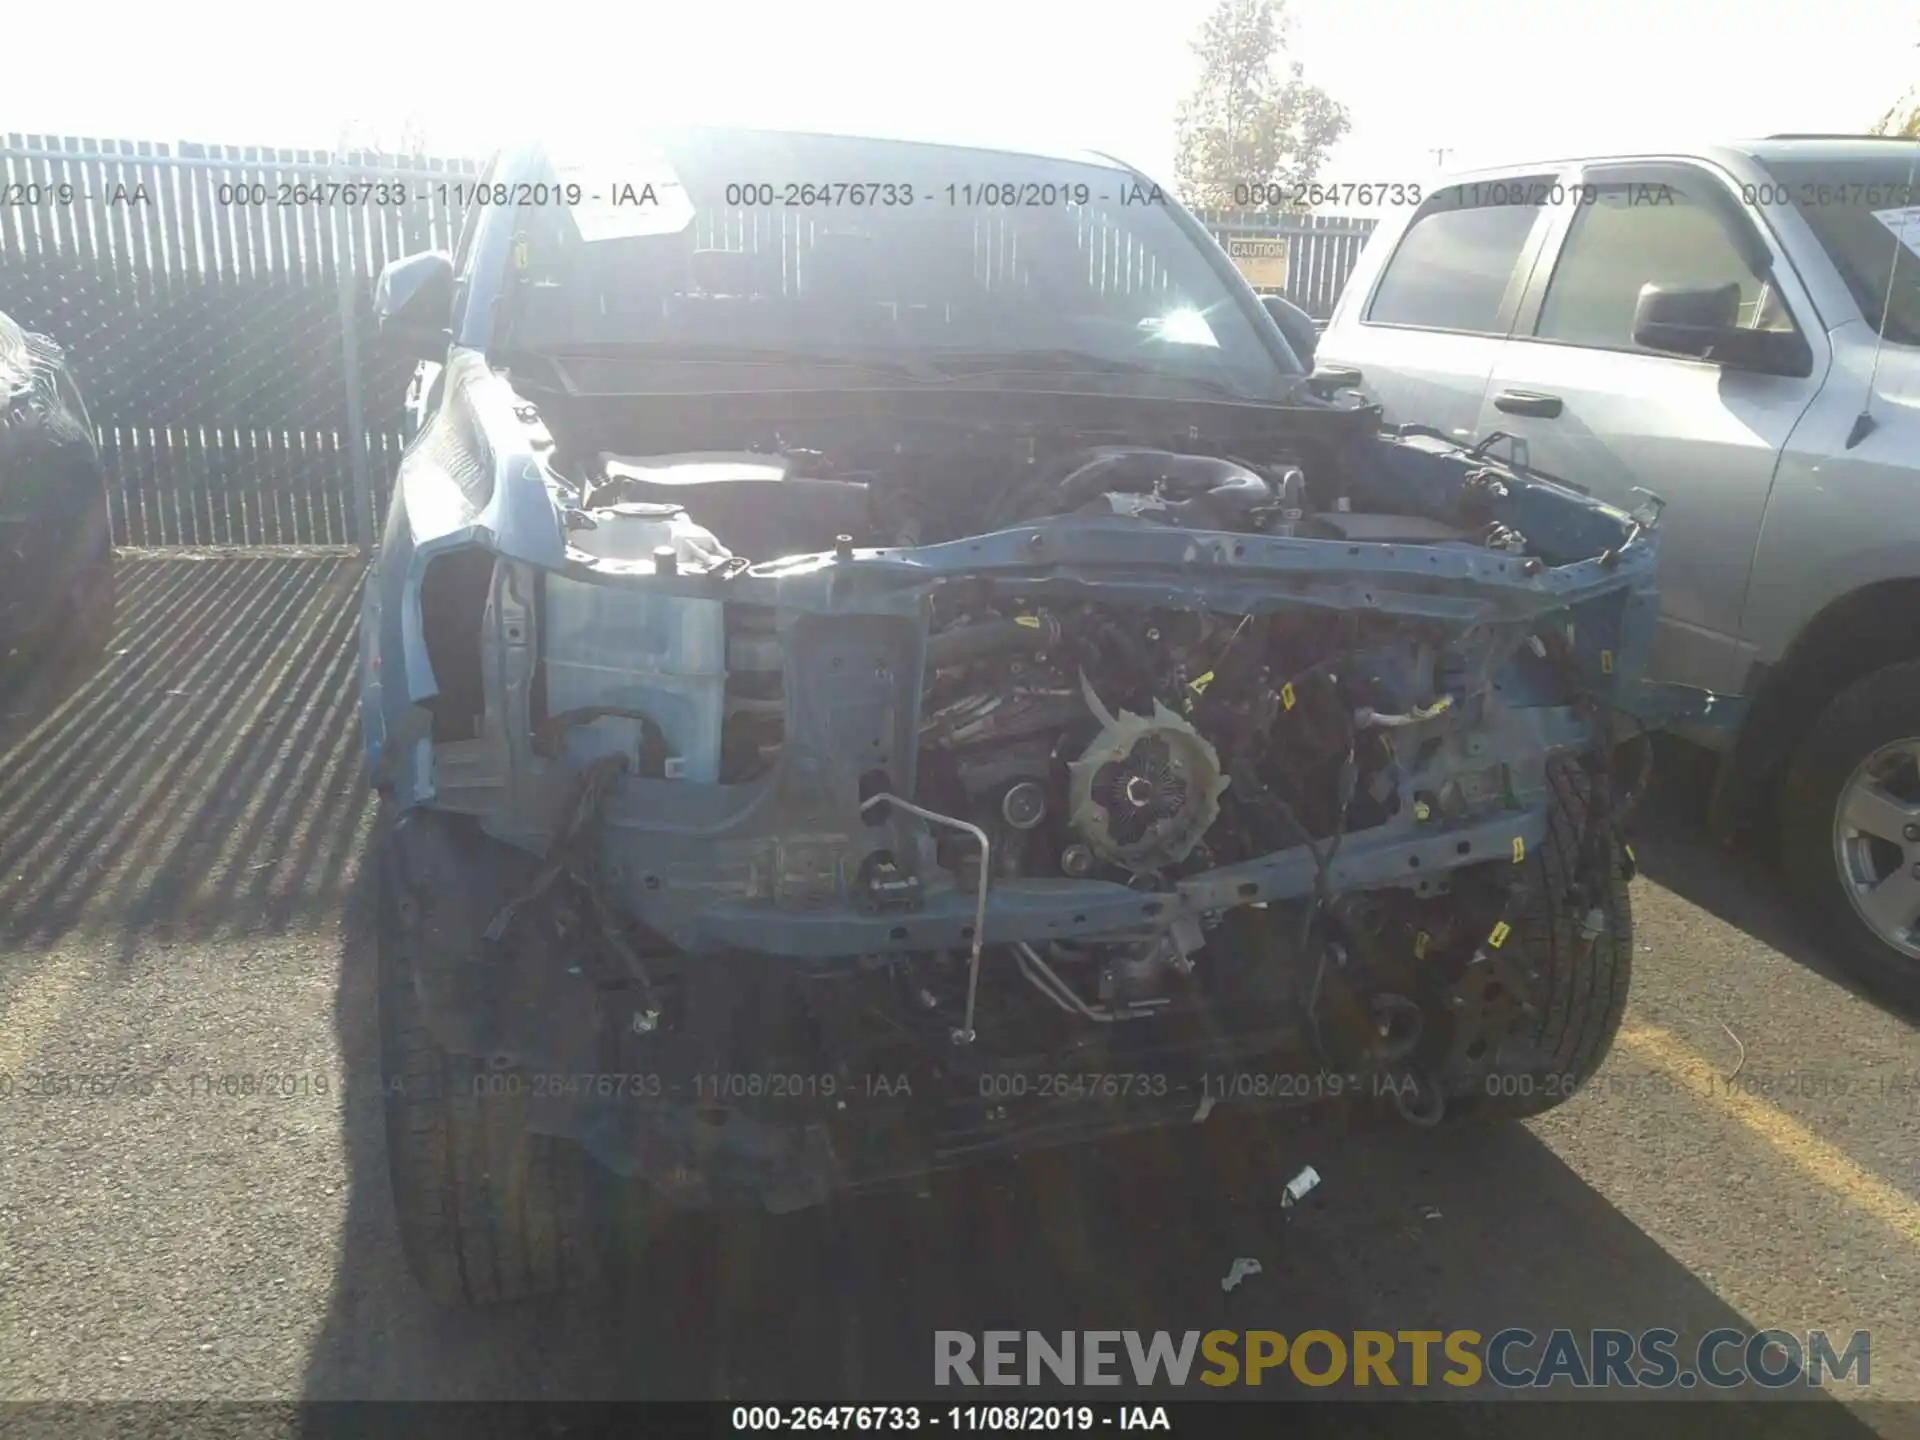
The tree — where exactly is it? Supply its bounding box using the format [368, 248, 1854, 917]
[1174, 0, 1350, 210]
[1872, 91, 1920, 137]
[333, 112, 435, 160]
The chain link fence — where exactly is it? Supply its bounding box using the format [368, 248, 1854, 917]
[0, 135, 478, 549]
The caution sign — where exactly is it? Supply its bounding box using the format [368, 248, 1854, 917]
[1224, 234, 1289, 290]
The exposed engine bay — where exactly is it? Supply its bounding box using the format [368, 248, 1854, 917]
[365, 354, 1724, 1211]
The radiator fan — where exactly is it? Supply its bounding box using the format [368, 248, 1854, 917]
[1067, 679, 1227, 874]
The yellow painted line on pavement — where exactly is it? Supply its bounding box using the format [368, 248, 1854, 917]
[0, 958, 77, 1074]
[1616, 1022, 1920, 1247]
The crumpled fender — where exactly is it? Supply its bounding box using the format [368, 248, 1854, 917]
[1616, 678, 1748, 731]
[362, 350, 565, 800]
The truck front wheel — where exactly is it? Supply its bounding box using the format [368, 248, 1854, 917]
[376, 808, 611, 1305]
[1441, 760, 1633, 1122]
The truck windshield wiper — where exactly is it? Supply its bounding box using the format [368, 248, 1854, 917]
[512, 341, 1283, 401]
[927, 347, 1162, 376]
[520, 341, 940, 383]
[923, 348, 1262, 401]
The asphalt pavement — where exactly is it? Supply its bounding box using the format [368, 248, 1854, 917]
[0, 555, 1914, 1437]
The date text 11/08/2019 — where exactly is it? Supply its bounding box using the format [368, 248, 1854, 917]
[718, 182, 1168, 209]
[731, 1406, 1168, 1431]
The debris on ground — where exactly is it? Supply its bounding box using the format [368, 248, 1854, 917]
[1280, 1164, 1322, 1209]
[1220, 1257, 1263, 1292]
[1720, 1021, 1746, 1083]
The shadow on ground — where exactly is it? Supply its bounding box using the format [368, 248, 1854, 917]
[303, 847, 1883, 1433]
[0, 554, 369, 959]
[8, 557, 1875, 1430]
[1631, 737, 1917, 1022]
[138, 565, 1845, 1433]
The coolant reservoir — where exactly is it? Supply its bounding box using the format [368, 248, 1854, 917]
[546, 503, 731, 782]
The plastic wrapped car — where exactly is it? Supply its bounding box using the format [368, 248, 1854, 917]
[0, 310, 114, 666]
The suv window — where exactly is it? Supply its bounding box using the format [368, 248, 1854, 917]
[1365, 187, 1545, 334]
[1535, 179, 1794, 350]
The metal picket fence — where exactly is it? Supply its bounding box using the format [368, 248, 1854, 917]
[1190, 209, 1380, 318]
[1, 135, 1380, 553]
[0, 135, 479, 550]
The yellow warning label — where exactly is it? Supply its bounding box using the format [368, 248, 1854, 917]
[1015, 615, 1043, 629]
[1600, 650, 1614, 674]
[1414, 931, 1430, 960]
[1281, 682, 1297, 711]
[1488, 921, 1511, 948]
[1512, 836, 1525, 863]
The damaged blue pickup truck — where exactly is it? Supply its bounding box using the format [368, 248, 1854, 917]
[359, 127, 1729, 1305]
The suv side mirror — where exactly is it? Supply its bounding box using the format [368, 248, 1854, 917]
[1631, 282, 1812, 378]
[1260, 293, 1318, 369]
[375, 251, 455, 361]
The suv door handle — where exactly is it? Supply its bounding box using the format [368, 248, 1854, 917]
[1492, 389, 1563, 418]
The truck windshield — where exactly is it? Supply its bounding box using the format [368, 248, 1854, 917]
[499, 128, 1299, 399]
[1757, 149, 1920, 345]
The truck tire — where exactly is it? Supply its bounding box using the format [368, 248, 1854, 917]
[1446, 760, 1633, 1122]
[1780, 661, 1920, 1004]
[70, 554, 115, 666]
[376, 810, 608, 1306]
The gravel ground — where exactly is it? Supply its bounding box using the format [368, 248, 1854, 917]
[0, 556, 1913, 1437]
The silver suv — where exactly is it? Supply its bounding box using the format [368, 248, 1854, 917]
[1316, 137, 1920, 1000]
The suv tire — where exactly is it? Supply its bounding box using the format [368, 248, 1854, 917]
[1781, 661, 1920, 1004]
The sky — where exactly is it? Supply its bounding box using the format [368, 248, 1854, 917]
[5, 0, 1916, 212]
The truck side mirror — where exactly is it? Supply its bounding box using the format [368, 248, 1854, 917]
[375, 251, 455, 362]
[1305, 364, 1364, 398]
[1631, 282, 1812, 378]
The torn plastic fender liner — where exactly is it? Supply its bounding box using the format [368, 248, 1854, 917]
[382, 805, 603, 1066]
